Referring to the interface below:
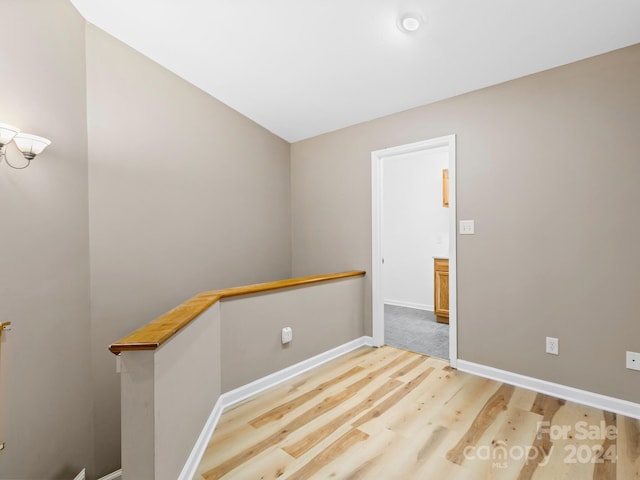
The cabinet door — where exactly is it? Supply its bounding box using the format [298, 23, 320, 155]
[434, 258, 449, 324]
[435, 270, 449, 316]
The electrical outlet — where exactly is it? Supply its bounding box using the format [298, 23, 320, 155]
[626, 351, 640, 371]
[546, 337, 559, 355]
[281, 327, 293, 344]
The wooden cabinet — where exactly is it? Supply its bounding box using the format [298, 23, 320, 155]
[434, 258, 449, 324]
[442, 169, 449, 208]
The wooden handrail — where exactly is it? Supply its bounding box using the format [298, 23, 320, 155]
[0, 322, 10, 338]
[109, 270, 365, 354]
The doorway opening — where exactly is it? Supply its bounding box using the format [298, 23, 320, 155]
[371, 135, 457, 367]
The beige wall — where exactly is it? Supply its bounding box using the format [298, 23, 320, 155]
[85, 25, 292, 475]
[0, 1, 92, 478]
[1, 1, 292, 476]
[3, 1, 639, 476]
[120, 304, 221, 480]
[291, 44, 640, 404]
[220, 277, 365, 391]
[154, 305, 221, 480]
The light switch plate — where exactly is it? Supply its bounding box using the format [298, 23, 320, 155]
[460, 220, 475, 235]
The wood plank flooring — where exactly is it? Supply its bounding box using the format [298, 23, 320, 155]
[194, 346, 640, 479]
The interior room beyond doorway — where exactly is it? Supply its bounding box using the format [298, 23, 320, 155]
[382, 145, 450, 359]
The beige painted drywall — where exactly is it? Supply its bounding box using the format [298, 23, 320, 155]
[154, 305, 221, 480]
[220, 276, 365, 391]
[3, 3, 638, 478]
[120, 304, 221, 480]
[119, 351, 154, 480]
[0, 1, 92, 478]
[85, 25, 292, 474]
[291, 44, 640, 404]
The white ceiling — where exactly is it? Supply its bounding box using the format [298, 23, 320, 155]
[70, 0, 640, 142]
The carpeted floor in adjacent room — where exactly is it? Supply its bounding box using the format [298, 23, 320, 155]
[384, 304, 449, 359]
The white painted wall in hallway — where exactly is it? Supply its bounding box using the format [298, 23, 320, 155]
[382, 147, 449, 310]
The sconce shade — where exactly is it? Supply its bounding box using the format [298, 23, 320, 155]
[0, 123, 21, 146]
[13, 133, 51, 160]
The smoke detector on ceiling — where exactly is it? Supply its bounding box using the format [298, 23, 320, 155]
[398, 12, 424, 33]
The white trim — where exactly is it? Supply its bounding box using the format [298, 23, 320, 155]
[457, 359, 640, 420]
[384, 300, 433, 311]
[371, 148, 384, 347]
[221, 336, 374, 407]
[98, 469, 122, 480]
[72, 469, 85, 480]
[371, 135, 458, 367]
[447, 137, 457, 367]
[178, 336, 374, 479]
[177, 399, 225, 480]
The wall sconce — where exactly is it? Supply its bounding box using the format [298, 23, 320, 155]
[0, 123, 51, 170]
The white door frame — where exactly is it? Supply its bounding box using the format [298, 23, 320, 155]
[371, 134, 457, 367]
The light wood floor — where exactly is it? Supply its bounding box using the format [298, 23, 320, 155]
[195, 346, 640, 479]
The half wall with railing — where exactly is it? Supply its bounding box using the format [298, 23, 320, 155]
[110, 270, 366, 480]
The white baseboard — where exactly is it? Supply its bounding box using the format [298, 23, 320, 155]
[178, 398, 225, 480]
[384, 300, 433, 311]
[178, 336, 374, 480]
[457, 359, 640, 420]
[98, 469, 122, 480]
[73, 469, 85, 480]
[221, 336, 374, 407]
